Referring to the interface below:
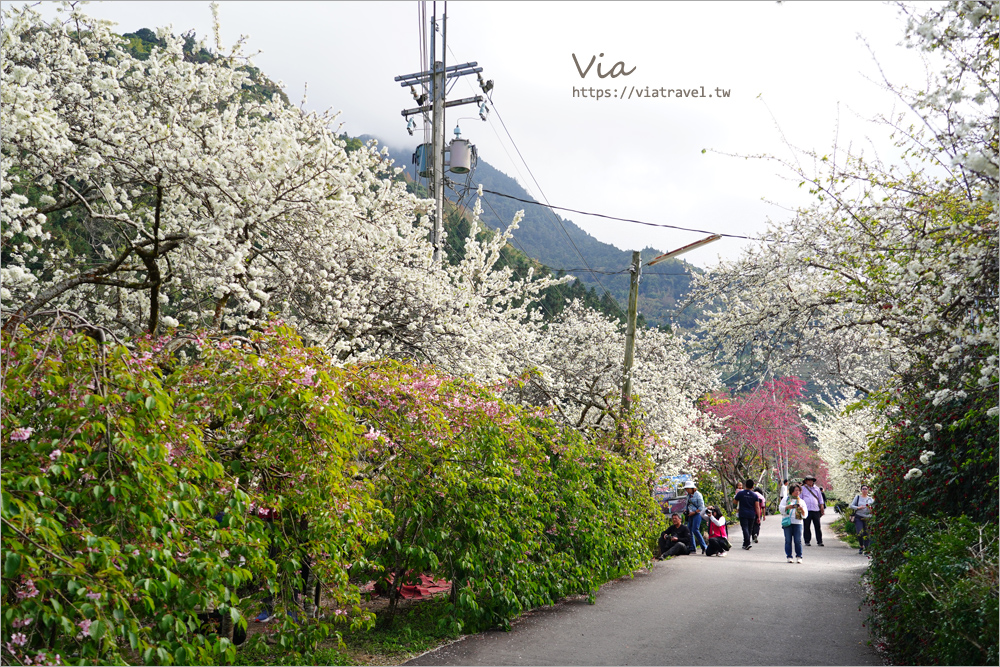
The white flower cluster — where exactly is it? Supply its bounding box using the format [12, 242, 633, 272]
[0, 4, 720, 473]
[806, 398, 886, 494]
[511, 301, 721, 476]
[0, 4, 565, 368]
[689, 1, 997, 419]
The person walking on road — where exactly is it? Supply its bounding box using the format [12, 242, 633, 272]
[779, 483, 807, 563]
[751, 487, 766, 543]
[849, 485, 874, 555]
[734, 479, 760, 550]
[801, 475, 825, 547]
[658, 513, 692, 558]
[683, 481, 708, 555]
[780, 478, 789, 500]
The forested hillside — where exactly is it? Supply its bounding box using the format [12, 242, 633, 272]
[375, 140, 706, 329]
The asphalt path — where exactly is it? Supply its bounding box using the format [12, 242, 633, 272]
[407, 511, 879, 666]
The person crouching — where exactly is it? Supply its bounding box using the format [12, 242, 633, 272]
[658, 513, 691, 559]
[705, 506, 732, 557]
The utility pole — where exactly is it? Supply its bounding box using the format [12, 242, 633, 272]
[430, 3, 445, 264]
[621, 250, 641, 417]
[395, 1, 490, 266]
[620, 233, 721, 421]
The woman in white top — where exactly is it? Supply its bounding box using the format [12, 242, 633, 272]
[849, 485, 874, 555]
[779, 484, 807, 563]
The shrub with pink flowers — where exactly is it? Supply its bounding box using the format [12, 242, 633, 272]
[1, 324, 378, 664]
[3, 324, 663, 662]
[346, 360, 661, 632]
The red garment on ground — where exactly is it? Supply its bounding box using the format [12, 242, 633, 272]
[365, 573, 452, 599]
[398, 573, 451, 599]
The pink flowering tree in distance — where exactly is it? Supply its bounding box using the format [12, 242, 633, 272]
[700, 377, 827, 508]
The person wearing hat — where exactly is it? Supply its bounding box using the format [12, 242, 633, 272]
[800, 475, 826, 546]
[683, 480, 709, 555]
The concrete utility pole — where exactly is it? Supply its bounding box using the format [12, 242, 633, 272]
[621, 233, 721, 419]
[430, 4, 445, 264]
[621, 250, 641, 416]
[395, 1, 487, 266]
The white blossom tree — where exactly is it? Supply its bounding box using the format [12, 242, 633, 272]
[1, 4, 724, 475]
[804, 397, 887, 495]
[511, 301, 721, 476]
[689, 1, 997, 419]
[0, 4, 563, 375]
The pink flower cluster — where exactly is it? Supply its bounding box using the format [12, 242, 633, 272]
[10, 427, 34, 441]
[15, 578, 38, 600]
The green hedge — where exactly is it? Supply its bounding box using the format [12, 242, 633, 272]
[867, 384, 998, 665]
[2, 326, 663, 664]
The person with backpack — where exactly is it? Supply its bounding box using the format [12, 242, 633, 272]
[779, 483, 807, 563]
[734, 479, 761, 550]
[800, 475, 826, 547]
[849, 485, 874, 554]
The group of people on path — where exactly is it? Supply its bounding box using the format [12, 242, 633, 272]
[658, 481, 733, 558]
[658, 476, 874, 563]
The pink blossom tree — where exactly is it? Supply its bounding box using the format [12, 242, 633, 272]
[700, 377, 827, 508]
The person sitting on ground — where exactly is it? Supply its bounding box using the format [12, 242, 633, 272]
[658, 513, 692, 559]
[705, 506, 731, 557]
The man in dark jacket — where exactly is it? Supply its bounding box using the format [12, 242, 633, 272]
[658, 513, 691, 558]
[734, 479, 761, 550]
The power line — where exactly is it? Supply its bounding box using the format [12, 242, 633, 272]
[450, 188, 696, 280]
[448, 186, 561, 323]
[484, 95, 627, 320]
[478, 187, 766, 242]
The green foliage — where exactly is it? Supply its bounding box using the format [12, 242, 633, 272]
[881, 516, 998, 665]
[865, 378, 998, 664]
[2, 327, 258, 665]
[1, 325, 374, 664]
[345, 360, 661, 633]
[3, 325, 663, 663]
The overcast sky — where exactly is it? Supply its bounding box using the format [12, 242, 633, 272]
[33, 1, 938, 268]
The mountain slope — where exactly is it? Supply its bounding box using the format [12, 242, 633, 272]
[374, 138, 704, 329]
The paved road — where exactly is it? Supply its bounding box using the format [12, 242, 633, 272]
[407, 512, 879, 666]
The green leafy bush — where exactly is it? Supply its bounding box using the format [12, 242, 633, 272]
[2, 327, 259, 665]
[889, 517, 998, 665]
[3, 325, 664, 663]
[1, 325, 376, 664]
[867, 384, 999, 665]
[346, 361, 661, 633]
